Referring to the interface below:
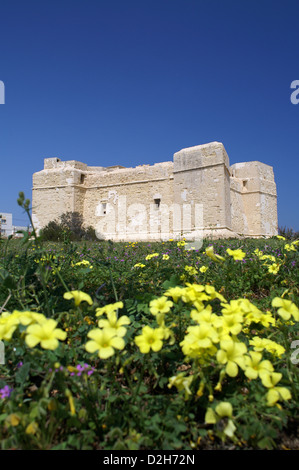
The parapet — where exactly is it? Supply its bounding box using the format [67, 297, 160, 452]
[44, 158, 88, 171]
[173, 141, 230, 172]
[230, 161, 276, 196]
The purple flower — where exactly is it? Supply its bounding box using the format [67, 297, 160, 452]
[0, 385, 13, 399]
[70, 363, 95, 377]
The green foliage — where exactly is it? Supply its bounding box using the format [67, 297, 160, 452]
[40, 212, 97, 242]
[0, 194, 298, 450]
[278, 225, 299, 240]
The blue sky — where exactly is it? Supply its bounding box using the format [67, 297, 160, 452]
[0, 0, 298, 231]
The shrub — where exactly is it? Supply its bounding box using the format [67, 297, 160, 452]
[40, 212, 97, 242]
[278, 226, 299, 240]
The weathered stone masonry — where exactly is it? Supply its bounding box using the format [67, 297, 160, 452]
[32, 141, 278, 240]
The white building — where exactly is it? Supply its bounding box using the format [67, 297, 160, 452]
[0, 213, 31, 238]
[0, 213, 13, 237]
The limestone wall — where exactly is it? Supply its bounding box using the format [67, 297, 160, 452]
[230, 162, 277, 237]
[83, 162, 174, 241]
[173, 142, 234, 238]
[32, 142, 278, 240]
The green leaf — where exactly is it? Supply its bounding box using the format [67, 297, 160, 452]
[0, 413, 8, 422]
[257, 437, 275, 450]
[161, 274, 181, 290]
[15, 362, 31, 386]
[51, 442, 68, 450]
[18, 230, 30, 245]
[3, 274, 17, 289]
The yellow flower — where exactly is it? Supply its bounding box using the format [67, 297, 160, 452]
[162, 254, 170, 260]
[134, 263, 145, 268]
[243, 306, 275, 327]
[276, 235, 286, 240]
[180, 324, 219, 356]
[184, 265, 198, 276]
[244, 351, 274, 380]
[205, 246, 225, 262]
[260, 254, 276, 262]
[0, 322, 18, 341]
[25, 422, 39, 435]
[11, 310, 47, 326]
[149, 296, 173, 316]
[6, 414, 21, 427]
[268, 263, 279, 274]
[205, 285, 226, 302]
[63, 290, 93, 307]
[98, 311, 130, 337]
[74, 260, 93, 269]
[177, 241, 186, 248]
[25, 319, 67, 350]
[214, 312, 243, 336]
[216, 339, 247, 377]
[261, 372, 292, 406]
[145, 253, 159, 260]
[159, 324, 175, 345]
[96, 301, 124, 317]
[272, 297, 299, 321]
[265, 341, 286, 357]
[190, 304, 218, 326]
[134, 326, 164, 353]
[226, 248, 246, 261]
[261, 372, 282, 388]
[181, 284, 209, 304]
[199, 265, 208, 273]
[85, 327, 125, 359]
[259, 312, 276, 327]
[215, 402, 233, 419]
[164, 286, 186, 303]
[284, 243, 296, 252]
[253, 248, 264, 258]
[168, 373, 193, 399]
[205, 402, 236, 438]
[220, 300, 243, 316]
[249, 336, 285, 357]
[223, 299, 263, 324]
[0, 311, 20, 324]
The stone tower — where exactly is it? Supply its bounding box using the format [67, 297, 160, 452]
[32, 142, 278, 240]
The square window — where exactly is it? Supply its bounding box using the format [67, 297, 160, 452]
[154, 198, 161, 209]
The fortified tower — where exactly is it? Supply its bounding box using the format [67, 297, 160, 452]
[32, 142, 278, 240]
